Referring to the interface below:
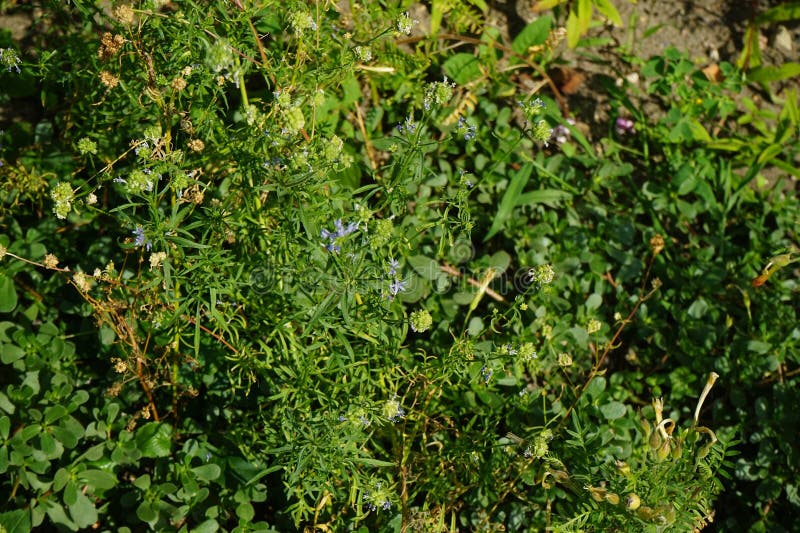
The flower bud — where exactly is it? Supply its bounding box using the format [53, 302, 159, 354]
[625, 493, 641, 511]
[641, 416, 651, 441]
[696, 442, 713, 459]
[656, 438, 671, 462]
[587, 485, 607, 502]
[655, 504, 676, 525]
[671, 437, 683, 459]
[648, 429, 663, 450]
[636, 506, 656, 520]
[605, 492, 620, 505]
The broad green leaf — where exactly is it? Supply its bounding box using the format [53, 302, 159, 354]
[51, 416, 83, 448]
[688, 119, 711, 142]
[69, 491, 98, 529]
[594, 0, 623, 25]
[487, 251, 511, 272]
[600, 401, 627, 420]
[517, 188, 572, 207]
[511, 16, 553, 56]
[442, 53, 482, 85]
[0, 415, 9, 439]
[98, 326, 116, 346]
[64, 480, 78, 505]
[133, 474, 151, 490]
[79, 469, 118, 490]
[135, 422, 173, 458]
[54, 468, 70, 492]
[192, 519, 220, 533]
[484, 163, 533, 241]
[0, 509, 32, 533]
[0, 273, 17, 313]
[0, 343, 25, 364]
[754, 2, 800, 24]
[585, 293, 602, 310]
[236, 502, 255, 521]
[534, 0, 566, 8]
[687, 298, 709, 319]
[192, 463, 222, 482]
[408, 255, 440, 281]
[44, 404, 69, 425]
[586, 376, 607, 399]
[136, 501, 157, 523]
[566, 9, 580, 48]
[748, 63, 800, 83]
[467, 317, 483, 336]
[430, 0, 445, 34]
[577, 0, 592, 35]
[747, 340, 771, 355]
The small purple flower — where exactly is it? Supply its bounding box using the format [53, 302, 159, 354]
[480, 365, 493, 384]
[388, 279, 407, 298]
[396, 114, 417, 135]
[615, 117, 635, 136]
[381, 500, 392, 511]
[457, 116, 476, 141]
[550, 118, 575, 145]
[388, 258, 400, 276]
[321, 218, 359, 253]
[132, 226, 152, 251]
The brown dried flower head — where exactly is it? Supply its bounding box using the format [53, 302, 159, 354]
[650, 234, 665, 255]
[98, 32, 125, 61]
[100, 70, 120, 89]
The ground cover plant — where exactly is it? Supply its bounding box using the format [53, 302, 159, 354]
[1, 0, 798, 531]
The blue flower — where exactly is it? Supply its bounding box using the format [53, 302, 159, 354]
[132, 226, 152, 251]
[321, 218, 359, 253]
[389, 279, 407, 298]
[388, 258, 400, 276]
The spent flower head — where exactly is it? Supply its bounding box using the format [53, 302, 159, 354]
[77, 137, 98, 155]
[518, 342, 537, 361]
[384, 396, 406, 423]
[0, 48, 22, 74]
[43, 254, 59, 269]
[518, 97, 545, 120]
[354, 46, 372, 62]
[289, 11, 317, 36]
[149, 251, 168, 269]
[51, 182, 75, 220]
[423, 77, 455, 111]
[530, 264, 555, 285]
[533, 120, 553, 145]
[409, 309, 432, 333]
[396, 12, 417, 35]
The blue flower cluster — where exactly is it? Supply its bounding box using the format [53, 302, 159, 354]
[320, 218, 358, 253]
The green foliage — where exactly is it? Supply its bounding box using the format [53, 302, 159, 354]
[1, 0, 798, 531]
